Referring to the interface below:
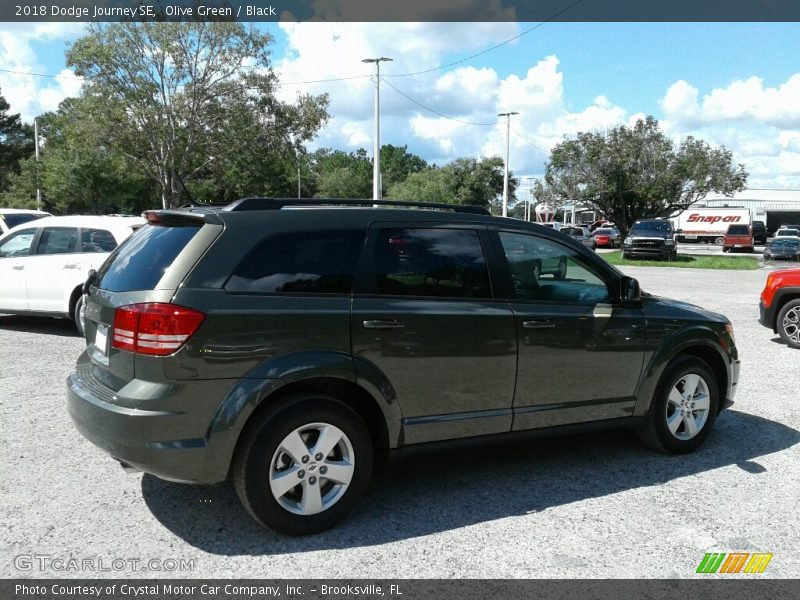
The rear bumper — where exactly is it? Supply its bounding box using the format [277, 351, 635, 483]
[66, 361, 236, 484]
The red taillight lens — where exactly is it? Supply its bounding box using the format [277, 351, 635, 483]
[112, 303, 205, 356]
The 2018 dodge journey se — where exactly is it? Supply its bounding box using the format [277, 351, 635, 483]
[67, 198, 740, 535]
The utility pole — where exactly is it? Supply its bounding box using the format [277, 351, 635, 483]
[34, 117, 42, 211]
[526, 176, 536, 222]
[497, 111, 518, 217]
[363, 56, 393, 201]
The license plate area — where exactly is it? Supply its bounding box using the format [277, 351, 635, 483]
[95, 324, 109, 356]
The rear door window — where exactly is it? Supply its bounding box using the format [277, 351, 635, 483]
[36, 227, 79, 255]
[226, 230, 366, 294]
[97, 224, 200, 292]
[80, 228, 118, 252]
[369, 227, 491, 298]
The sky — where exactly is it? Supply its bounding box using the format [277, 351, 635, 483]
[1, 21, 799, 190]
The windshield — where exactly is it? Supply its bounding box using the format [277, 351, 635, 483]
[770, 239, 800, 247]
[630, 221, 672, 234]
[777, 229, 799, 237]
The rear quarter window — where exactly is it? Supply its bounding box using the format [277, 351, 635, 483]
[97, 224, 201, 292]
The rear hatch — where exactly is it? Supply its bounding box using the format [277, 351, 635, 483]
[82, 210, 223, 391]
[724, 225, 753, 247]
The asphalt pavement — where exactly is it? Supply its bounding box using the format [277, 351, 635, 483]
[1, 265, 798, 579]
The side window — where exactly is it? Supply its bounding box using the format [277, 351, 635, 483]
[36, 227, 78, 255]
[226, 230, 366, 294]
[80, 229, 118, 253]
[0, 229, 37, 258]
[372, 228, 491, 298]
[499, 231, 610, 305]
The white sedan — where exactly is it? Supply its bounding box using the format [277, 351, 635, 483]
[0, 215, 144, 334]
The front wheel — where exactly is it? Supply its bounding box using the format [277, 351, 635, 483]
[638, 356, 719, 454]
[73, 295, 86, 337]
[777, 299, 800, 349]
[233, 395, 373, 535]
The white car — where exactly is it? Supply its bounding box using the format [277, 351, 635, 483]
[775, 228, 800, 239]
[0, 208, 52, 234]
[0, 215, 145, 334]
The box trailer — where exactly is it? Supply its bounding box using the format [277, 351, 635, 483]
[675, 207, 752, 245]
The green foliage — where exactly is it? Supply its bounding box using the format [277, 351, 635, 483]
[0, 88, 34, 194]
[308, 148, 373, 198]
[540, 116, 748, 237]
[379, 144, 428, 193]
[602, 251, 759, 270]
[66, 21, 329, 208]
[387, 156, 516, 212]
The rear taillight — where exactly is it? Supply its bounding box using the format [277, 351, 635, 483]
[112, 303, 205, 356]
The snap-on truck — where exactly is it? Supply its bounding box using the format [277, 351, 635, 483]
[675, 207, 752, 245]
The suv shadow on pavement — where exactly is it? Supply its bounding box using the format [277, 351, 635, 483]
[141, 409, 799, 554]
[0, 314, 79, 337]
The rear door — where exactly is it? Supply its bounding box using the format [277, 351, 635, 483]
[351, 223, 517, 444]
[491, 229, 646, 430]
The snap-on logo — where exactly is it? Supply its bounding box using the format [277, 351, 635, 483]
[686, 214, 742, 224]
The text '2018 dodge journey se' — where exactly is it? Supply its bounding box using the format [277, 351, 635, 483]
[67, 199, 740, 535]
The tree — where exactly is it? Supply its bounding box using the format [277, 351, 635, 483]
[0, 88, 34, 194]
[379, 144, 428, 194]
[388, 156, 516, 213]
[67, 21, 329, 208]
[308, 148, 373, 198]
[540, 116, 748, 236]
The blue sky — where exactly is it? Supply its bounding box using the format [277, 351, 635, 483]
[1, 21, 799, 188]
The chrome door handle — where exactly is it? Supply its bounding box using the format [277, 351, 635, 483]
[362, 320, 405, 330]
[523, 319, 555, 330]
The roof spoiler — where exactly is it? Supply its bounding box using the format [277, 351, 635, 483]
[141, 209, 223, 226]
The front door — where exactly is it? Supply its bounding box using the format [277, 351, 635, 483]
[493, 229, 647, 430]
[0, 228, 39, 311]
[352, 225, 517, 444]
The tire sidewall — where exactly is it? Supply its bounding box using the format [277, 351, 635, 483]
[649, 357, 719, 453]
[235, 396, 373, 536]
[73, 295, 85, 337]
[777, 299, 800, 349]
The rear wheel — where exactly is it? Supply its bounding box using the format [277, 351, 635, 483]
[714, 237, 724, 246]
[73, 294, 86, 337]
[638, 356, 719, 454]
[777, 299, 800, 349]
[234, 395, 373, 535]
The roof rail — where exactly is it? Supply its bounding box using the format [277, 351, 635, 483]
[222, 197, 492, 216]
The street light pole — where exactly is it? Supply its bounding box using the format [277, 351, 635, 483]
[34, 117, 42, 211]
[363, 57, 393, 201]
[497, 111, 518, 217]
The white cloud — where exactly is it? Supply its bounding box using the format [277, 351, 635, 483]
[0, 22, 86, 121]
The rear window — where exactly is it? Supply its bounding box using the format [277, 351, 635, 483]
[97, 224, 200, 292]
[1, 213, 48, 229]
[726, 225, 750, 235]
[226, 230, 366, 294]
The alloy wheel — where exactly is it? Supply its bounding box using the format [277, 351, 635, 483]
[269, 422, 355, 516]
[665, 374, 711, 440]
[781, 306, 800, 345]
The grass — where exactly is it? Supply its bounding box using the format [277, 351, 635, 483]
[601, 251, 760, 270]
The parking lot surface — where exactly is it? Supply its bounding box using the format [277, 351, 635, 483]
[1, 265, 798, 578]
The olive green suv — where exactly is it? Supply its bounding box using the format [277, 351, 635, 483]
[67, 199, 740, 535]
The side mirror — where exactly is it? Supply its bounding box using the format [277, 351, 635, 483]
[620, 276, 641, 304]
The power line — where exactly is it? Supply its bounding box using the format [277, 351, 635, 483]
[382, 78, 496, 126]
[513, 128, 541, 148]
[386, 0, 585, 79]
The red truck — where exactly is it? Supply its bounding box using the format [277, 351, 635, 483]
[759, 267, 800, 348]
[723, 224, 754, 253]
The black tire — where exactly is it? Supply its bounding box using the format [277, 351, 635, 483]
[233, 395, 373, 535]
[638, 356, 719, 454]
[73, 294, 85, 337]
[776, 299, 800, 349]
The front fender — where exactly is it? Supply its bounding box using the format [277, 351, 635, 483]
[633, 325, 731, 417]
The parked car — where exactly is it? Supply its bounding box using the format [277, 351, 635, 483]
[722, 224, 754, 253]
[751, 220, 767, 245]
[559, 225, 597, 250]
[67, 198, 739, 535]
[763, 239, 800, 262]
[775, 228, 800, 239]
[0, 208, 51, 234]
[0, 215, 144, 334]
[759, 267, 800, 348]
[622, 219, 677, 261]
[593, 227, 621, 248]
[538, 221, 563, 231]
